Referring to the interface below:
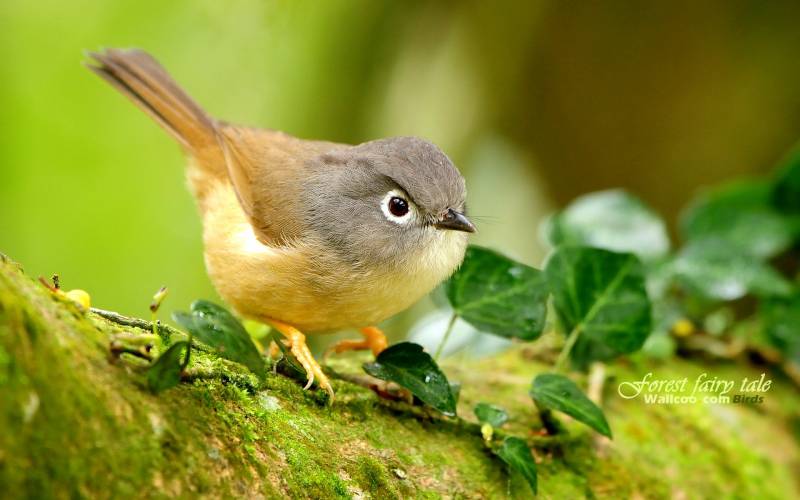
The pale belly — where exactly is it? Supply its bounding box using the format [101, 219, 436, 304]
[200, 184, 466, 333]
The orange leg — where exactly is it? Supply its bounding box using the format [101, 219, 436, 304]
[325, 326, 388, 360]
[266, 318, 334, 401]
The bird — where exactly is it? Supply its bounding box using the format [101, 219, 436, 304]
[86, 48, 475, 399]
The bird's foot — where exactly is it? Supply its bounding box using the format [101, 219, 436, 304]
[267, 319, 334, 401]
[324, 326, 388, 361]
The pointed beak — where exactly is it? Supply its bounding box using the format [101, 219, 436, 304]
[434, 209, 476, 233]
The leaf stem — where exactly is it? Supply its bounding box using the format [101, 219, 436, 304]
[554, 324, 582, 372]
[533, 402, 563, 435]
[434, 313, 458, 361]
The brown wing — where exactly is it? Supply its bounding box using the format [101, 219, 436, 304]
[218, 125, 342, 246]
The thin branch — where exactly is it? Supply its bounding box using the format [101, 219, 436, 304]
[91, 307, 182, 341]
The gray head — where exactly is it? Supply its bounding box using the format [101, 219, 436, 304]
[305, 136, 475, 268]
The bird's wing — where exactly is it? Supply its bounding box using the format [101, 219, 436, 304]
[217, 125, 340, 246]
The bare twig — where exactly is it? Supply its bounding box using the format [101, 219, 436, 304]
[325, 368, 413, 403]
[91, 307, 182, 341]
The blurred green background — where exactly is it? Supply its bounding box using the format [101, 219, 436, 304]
[3, 0, 800, 339]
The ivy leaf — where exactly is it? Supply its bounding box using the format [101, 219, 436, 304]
[446, 246, 549, 341]
[545, 246, 651, 367]
[549, 189, 669, 262]
[173, 300, 266, 380]
[146, 341, 189, 394]
[530, 373, 611, 438]
[363, 342, 457, 416]
[672, 238, 793, 301]
[450, 382, 462, 405]
[772, 147, 800, 214]
[494, 437, 538, 494]
[682, 180, 797, 260]
[761, 295, 800, 364]
[474, 402, 509, 428]
[268, 331, 306, 379]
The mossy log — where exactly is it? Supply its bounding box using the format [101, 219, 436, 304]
[0, 254, 798, 499]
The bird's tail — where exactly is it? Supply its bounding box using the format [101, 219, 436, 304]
[86, 48, 226, 180]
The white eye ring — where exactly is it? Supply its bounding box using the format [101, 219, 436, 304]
[381, 190, 414, 225]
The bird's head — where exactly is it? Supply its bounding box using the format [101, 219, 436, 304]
[306, 136, 474, 273]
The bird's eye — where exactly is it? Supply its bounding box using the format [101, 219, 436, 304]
[381, 190, 414, 224]
[388, 197, 409, 217]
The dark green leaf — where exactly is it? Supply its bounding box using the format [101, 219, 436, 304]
[672, 238, 793, 301]
[549, 189, 669, 261]
[682, 180, 798, 259]
[450, 382, 462, 405]
[545, 246, 651, 367]
[495, 437, 537, 494]
[363, 342, 457, 416]
[446, 246, 549, 340]
[147, 341, 189, 393]
[530, 373, 611, 438]
[474, 402, 509, 428]
[772, 147, 800, 214]
[761, 294, 800, 364]
[269, 331, 307, 378]
[173, 300, 266, 380]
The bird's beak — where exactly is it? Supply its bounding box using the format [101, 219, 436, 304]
[434, 209, 476, 233]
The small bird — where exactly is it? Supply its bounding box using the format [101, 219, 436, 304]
[86, 49, 475, 399]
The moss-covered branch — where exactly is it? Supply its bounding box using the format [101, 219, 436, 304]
[0, 254, 798, 498]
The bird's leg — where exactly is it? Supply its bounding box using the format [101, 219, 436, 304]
[266, 318, 334, 400]
[324, 326, 388, 360]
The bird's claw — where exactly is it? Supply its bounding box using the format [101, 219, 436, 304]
[268, 319, 334, 402]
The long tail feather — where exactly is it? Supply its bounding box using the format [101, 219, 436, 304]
[86, 48, 218, 154]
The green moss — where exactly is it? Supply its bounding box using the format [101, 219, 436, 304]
[0, 256, 798, 498]
[354, 455, 396, 496]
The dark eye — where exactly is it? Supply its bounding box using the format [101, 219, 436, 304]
[388, 196, 409, 217]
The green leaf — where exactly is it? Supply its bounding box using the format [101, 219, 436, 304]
[549, 189, 669, 262]
[474, 402, 509, 428]
[450, 382, 462, 405]
[761, 294, 800, 364]
[363, 342, 457, 416]
[268, 332, 307, 379]
[173, 300, 266, 380]
[545, 246, 651, 366]
[672, 238, 793, 301]
[530, 373, 611, 438]
[682, 180, 797, 259]
[146, 341, 189, 394]
[494, 437, 538, 494]
[772, 147, 800, 214]
[446, 246, 549, 340]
